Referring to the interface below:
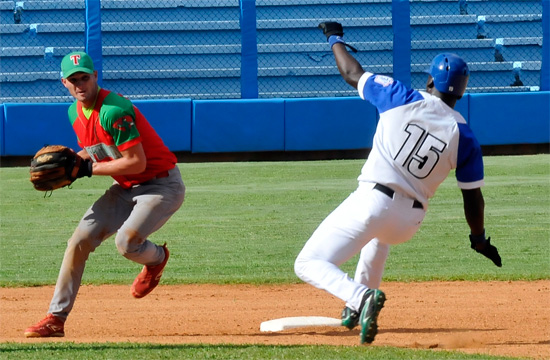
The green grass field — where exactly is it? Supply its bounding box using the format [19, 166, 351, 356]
[1, 154, 548, 359]
[0, 343, 524, 360]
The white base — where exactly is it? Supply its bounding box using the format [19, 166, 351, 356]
[260, 316, 341, 332]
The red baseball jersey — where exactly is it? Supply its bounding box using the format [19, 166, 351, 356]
[68, 89, 177, 188]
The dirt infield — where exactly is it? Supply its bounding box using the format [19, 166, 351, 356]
[1, 281, 549, 359]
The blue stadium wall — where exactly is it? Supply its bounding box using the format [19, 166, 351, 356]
[1, 92, 548, 156]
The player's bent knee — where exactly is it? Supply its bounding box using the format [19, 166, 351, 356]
[294, 256, 309, 281]
[115, 239, 138, 257]
[66, 237, 92, 253]
[114, 228, 144, 257]
[64, 235, 101, 262]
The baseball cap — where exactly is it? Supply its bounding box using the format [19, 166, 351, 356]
[61, 51, 95, 78]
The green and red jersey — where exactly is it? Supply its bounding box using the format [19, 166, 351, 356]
[68, 89, 177, 189]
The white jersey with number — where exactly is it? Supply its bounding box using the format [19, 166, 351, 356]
[294, 71, 486, 313]
[356, 72, 484, 206]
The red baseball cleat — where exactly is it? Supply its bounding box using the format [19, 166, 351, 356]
[131, 243, 169, 298]
[24, 314, 65, 338]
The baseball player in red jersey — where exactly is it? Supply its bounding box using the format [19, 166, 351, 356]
[24, 52, 185, 337]
[295, 23, 502, 345]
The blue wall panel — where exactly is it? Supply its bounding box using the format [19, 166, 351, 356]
[285, 97, 378, 151]
[3, 103, 77, 156]
[2, 100, 192, 156]
[0, 104, 4, 156]
[1, 92, 548, 157]
[454, 94, 470, 124]
[469, 92, 550, 145]
[192, 99, 284, 153]
[134, 99, 192, 152]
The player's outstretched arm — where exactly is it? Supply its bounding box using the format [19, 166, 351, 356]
[318, 22, 365, 89]
[461, 188, 502, 267]
[461, 188, 485, 235]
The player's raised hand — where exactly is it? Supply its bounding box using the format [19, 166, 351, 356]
[470, 235, 502, 267]
[318, 22, 358, 53]
[318, 22, 344, 40]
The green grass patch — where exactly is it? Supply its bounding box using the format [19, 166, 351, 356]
[1, 154, 548, 286]
[0, 342, 526, 360]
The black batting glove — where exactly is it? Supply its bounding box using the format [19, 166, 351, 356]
[318, 22, 344, 40]
[470, 231, 502, 267]
[318, 22, 358, 53]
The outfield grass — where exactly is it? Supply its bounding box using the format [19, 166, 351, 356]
[1, 154, 548, 286]
[0, 154, 548, 359]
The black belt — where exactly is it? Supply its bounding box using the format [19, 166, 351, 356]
[374, 183, 423, 209]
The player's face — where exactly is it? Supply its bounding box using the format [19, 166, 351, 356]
[62, 71, 99, 108]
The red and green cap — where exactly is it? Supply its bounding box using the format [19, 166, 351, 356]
[61, 51, 95, 78]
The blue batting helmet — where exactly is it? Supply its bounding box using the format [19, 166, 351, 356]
[427, 53, 470, 98]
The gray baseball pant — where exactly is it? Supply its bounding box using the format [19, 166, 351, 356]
[48, 167, 185, 319]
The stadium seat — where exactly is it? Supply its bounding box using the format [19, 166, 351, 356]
[0, 0, 544, 102]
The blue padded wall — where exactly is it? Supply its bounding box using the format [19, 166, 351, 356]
[469, 91, 550, 145]
[0, 104, 4, 156]
[1, 92, 548, 156]
[192, 99, 284, 153]
[454, 94, 470, 124]
[133, 99, 192, 151]
[3, 103, 77, 156]
[2, 100, 192, 156]
[285, 97, 378, 151]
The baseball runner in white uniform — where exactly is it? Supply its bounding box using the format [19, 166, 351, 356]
[294, 22, 502, 345]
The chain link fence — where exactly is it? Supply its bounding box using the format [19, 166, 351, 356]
[409, 0, 544, 93]
[0, 0, 545, 103]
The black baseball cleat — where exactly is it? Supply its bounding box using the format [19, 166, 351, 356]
[341, 306, 360, 330]
[359, 289, 386, 344]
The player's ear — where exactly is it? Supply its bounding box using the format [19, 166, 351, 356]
[426, 76, 435, 93]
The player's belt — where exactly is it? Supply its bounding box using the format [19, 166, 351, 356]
[138, 170, 171, 186]
[153, 170, 170, 179]
[374, 183, 424, 209]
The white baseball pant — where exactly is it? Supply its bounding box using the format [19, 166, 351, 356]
[295, 181, 426, 312]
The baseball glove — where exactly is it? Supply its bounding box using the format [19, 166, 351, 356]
[29, 145, 92, 191]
